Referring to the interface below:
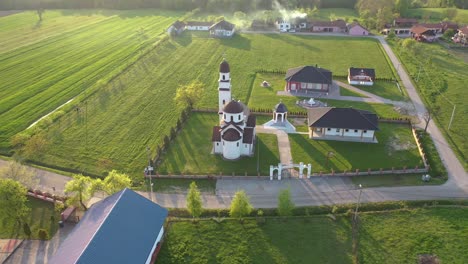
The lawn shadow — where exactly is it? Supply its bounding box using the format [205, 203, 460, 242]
[220, 34, 251, 51]
[172, 32, 192, 47]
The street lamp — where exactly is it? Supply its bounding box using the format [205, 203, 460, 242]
[146, 146, 154, 202]
[325, 151, 334, 168]
[354, 184, 363, 222]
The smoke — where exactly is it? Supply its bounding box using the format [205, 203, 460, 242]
[272, 0, 307, 21]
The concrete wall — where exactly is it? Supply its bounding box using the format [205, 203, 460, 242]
[213, 141, 222, 153]
[186, 25, 209, 31]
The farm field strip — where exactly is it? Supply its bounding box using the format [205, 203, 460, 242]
[28, 33, 396, 176]
[0, 11, 182, 149]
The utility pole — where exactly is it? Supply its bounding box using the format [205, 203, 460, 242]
[146, 146, 154, 202]
[256, 136, 259, 174]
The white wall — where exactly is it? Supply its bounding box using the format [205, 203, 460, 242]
[225, 113, 244, 123]
[213, 142, 222, 153]
[241, 143, 252, 155]
[223, 140, 241, 160]
[325, 128, 343, 136]
[145, 226, 165, 264]
[362, 130, 374, 138]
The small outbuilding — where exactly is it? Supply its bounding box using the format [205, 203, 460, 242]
[348, 67, 375, 86]
[307, 107, 379, 143]
[347, 22, 369, 36]
[285, 65, 333, 92]
[49, 188, 168, 264]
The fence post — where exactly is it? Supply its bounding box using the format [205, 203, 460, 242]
[403, 166, 407, 173]
[414, 165, 418, 172]
[355, 169, 359, 176]
[367, 168, 371, 175]
[331, 169, 335, 176]
[380, 168, 383, 174]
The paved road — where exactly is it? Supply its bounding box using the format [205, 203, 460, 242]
[377, 36, 467, 190]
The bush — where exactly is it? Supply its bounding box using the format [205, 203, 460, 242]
[38, 229, 49, 240]
[23, 223, 31, 238]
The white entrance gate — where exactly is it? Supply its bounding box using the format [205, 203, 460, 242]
[270, 162, 311, 180]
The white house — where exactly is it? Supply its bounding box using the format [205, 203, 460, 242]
[307, 107, 379, 143]
[212, 59, 256, 160]
[348, 67, 375, 86]
[209, 20, 235, 38]
[276, 20, 291, 32]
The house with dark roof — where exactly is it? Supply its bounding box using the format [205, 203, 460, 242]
[410, 25, 437, 42]
[285, 65, 333, 92]
[310, 20, 347, 33]
[210, 20, 235, 38]
[50, 188, 168, 264]
[348, 67, 375, 86]
[307, 107, 379, 143]
[167, 20, 186, 35]
[393, 18, 418, 28]
[212, 59, 256, 160]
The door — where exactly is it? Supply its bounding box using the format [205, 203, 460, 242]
[291, 83, 296, 91]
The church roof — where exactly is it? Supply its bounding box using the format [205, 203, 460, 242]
[222, 128, 241, 141]
[220, 59, 230, 73]
[274, 102, 288, 113]
[223, 100, 244, 114]
[243, 128, 255, 144]
[212, 126, 221, 142]
[246, 115, 256, 127]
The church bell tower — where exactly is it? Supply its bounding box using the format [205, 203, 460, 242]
[218, 59, 232, 117]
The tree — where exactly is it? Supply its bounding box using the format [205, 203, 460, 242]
[229, 190, 252, 221]
[423, 107, 439, 132]
[102, 170, 132, 195]
[37, 8, 44, 21]
[443, 29, 455, 40]
[395, 0, 410, 16]
[22, 133, 49, 158]
[277, 187, 295, 216]
[0, 160, 38, 189]
[174, 80, 204, 110]
[186, 181, 203, 218]
[0, 179, 30, 223]
[64, 174, 93, 211]
[444, 8, 458, 20]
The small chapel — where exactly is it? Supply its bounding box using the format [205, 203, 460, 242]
[212, 59, 256, 160]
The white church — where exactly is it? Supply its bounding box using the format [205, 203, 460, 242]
[212, 59, 256, 160]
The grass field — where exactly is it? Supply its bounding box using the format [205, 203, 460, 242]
[249, 73, 408, 118]
[389, 40, 467, 169]
[21, 31, 395, 177]
[157, 217, 353, 264]
[156, 207, 468, 263]
[0, 10, 183, 151]
[0, 197, 59, 239]
[290, 123, 424, 173]
[156, 113, 279, 176]
[406, 8, 468, 24]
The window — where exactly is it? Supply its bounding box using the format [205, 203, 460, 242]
[363, 130, 367, 133]
[336, 129, 340, 132]
[222, 75, 225, 80]
[237, 142, 239, 147]
[327, 128, 331, 131]
[230, 116, 233, 122]
[223, 100, 225, 105]
[345, 129, 349, 132]
[216, 143, 219, 146]
[238, 114, 241, 120]
[307, 83, 313, 89]
[354, 130, 358, 133]
[223, 142, 225, 146]
[224, 114, 226, 119]
[301, 83, 306, 88]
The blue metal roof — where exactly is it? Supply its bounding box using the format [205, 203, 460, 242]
[50, 188, 168, 264]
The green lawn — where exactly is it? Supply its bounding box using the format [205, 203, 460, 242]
[140, 178, 217, 194]
[358, 208, 468, 263]
[0, 9, 183, 151]
[290, 123, 424, 173]
[156, 113, 280, 176]
[15, 31, 395, 178]
[156, 208, 468, 264]
[350, 173, 446, 187]
[156, 217, 353, 264]
[0, 197, 60, 239]
[406, 8, 468, 24]
[389, 40, 467, 169]
[249, 73, 406, 118]
[339, 86, 367, 97]
[355, 81, 406, 101]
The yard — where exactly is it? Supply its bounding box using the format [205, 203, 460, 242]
[156, 113, 280, 176]
[0, 197, 60, 239]
[389, 40, 468, 169]
[28, 31, 397, 177]
[406, 8, 468, 24]
[249, 73, 409, 118]
[289, 123, 424, 173]
[156, 207, 468, 263]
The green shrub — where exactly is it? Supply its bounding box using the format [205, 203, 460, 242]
[38, 229, 49, 240]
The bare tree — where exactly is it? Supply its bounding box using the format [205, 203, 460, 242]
[0, 160, 38, 189]
[423, 107, 439, 133]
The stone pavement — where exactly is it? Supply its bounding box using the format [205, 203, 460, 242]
[4, 223, 75, 264]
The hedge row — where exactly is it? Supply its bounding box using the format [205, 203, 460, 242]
[167, 199, 468, 218]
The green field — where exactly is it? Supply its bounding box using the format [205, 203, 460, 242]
[406, 8, 468, 23]
[157, 113, 279, 176]
[290, 123, 424, 173]
[390, 40, 467, 169]
[0, 10, 183, 151]
[0, 197, 60, 239]
[12, 28, 395, 177]
[157, 207, 468, 263]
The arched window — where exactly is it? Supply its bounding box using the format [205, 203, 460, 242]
[222, 75, 225, 80]
[238, 114, 241, 120]
[237, 142, 239, 147]
[222, 100, 225, 105]
[230, 116, 233, 122]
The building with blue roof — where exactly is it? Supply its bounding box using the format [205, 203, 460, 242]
[50, 188, 168, 264]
